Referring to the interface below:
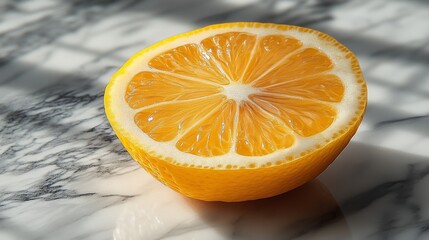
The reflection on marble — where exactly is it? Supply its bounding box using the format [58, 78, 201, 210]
[0, 0, 428, 239]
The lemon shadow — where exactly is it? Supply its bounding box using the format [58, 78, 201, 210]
[183, 181, 351, 240]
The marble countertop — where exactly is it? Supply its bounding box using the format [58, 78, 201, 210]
[1, 0, 429, 239]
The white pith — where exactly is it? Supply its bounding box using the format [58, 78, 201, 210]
[223, 83, 260, 103]
[106, 25, 363, 168]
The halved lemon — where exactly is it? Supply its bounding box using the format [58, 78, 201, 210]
[104, 22, 367, 202]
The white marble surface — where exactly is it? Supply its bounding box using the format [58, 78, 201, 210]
[1, 0, 429, 239]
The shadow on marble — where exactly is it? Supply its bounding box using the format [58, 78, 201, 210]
[320, 142, 429, 239]
[186, 181, 351, 240]
[178, 142, 429, 240]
